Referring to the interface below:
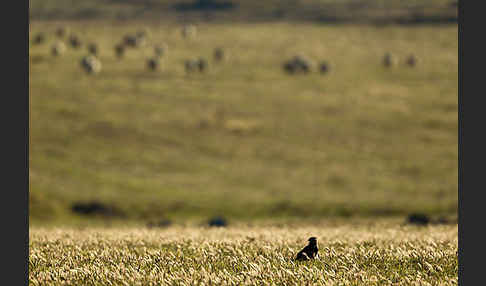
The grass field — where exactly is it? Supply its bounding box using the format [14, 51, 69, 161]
[29, 21, 458, 224]
[29, 222, 458, 285]
[29, 3, 458, 284]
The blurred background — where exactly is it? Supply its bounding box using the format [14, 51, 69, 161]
[29, 0, 458, 227]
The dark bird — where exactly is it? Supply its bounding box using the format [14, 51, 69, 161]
[294, 237, 319, 261]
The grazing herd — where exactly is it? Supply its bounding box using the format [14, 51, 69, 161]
[30, 24, 223, 75]
[283, 55, 332, 75]
[283, 51, 417, 76]
[185, 58, 208, 73]
[31, 25, 419, 77]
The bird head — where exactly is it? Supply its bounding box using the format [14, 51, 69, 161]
[308, 237, 317, 244]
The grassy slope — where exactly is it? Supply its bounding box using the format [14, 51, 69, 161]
[29, 21, 457, 223]
[29, 224, 458, 285]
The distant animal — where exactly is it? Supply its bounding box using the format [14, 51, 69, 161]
[197, 58, 208, 72]
[124, 34, 144, 48]
[383, 52, 394, 67]
[319, 61, 330, 74]
[32, 33, 45, 45]
[295, 237, 319, 261]
[406, 54, 417, 67]
[69, 34, 82, 49]
[283, 61, 296, 74]
[114, 44, 125, 59]
[87, 43, 98, 56]
[51, 41, 66, 57]
[123, 35, 135, 47]
[283, 55, 314, 74]
[80, 55, 102, 74]
[214, 47, 225, 62]
[147, 57, 160, 71]
[55, 27, 67, 38]
[185, 58, 208, 73]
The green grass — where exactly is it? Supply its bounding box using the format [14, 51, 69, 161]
[29, 21, 458, 224]
[29, 223, 458, 285]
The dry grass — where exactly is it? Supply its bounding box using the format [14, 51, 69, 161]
[29, 223, 457, 285]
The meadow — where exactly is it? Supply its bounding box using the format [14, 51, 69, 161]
[29, 3, 458, 284]
[29, 21, 458, 224]
[29, 222, 458, 285]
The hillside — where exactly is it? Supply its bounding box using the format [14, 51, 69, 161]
[29, 21, 458, 225]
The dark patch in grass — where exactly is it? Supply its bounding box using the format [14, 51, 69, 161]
[208, 216, 228, 227]
[395, 14, 457, 25]
[173, 0, 237, 12]
[433, 215, 457, 225]
[147, 218, 172, 228]
[406, 213, 430, 226]
[71, 201, 125, 217]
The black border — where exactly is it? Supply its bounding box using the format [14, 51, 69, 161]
[459, 0, 480, 285]
[5, 0, 29, 284]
